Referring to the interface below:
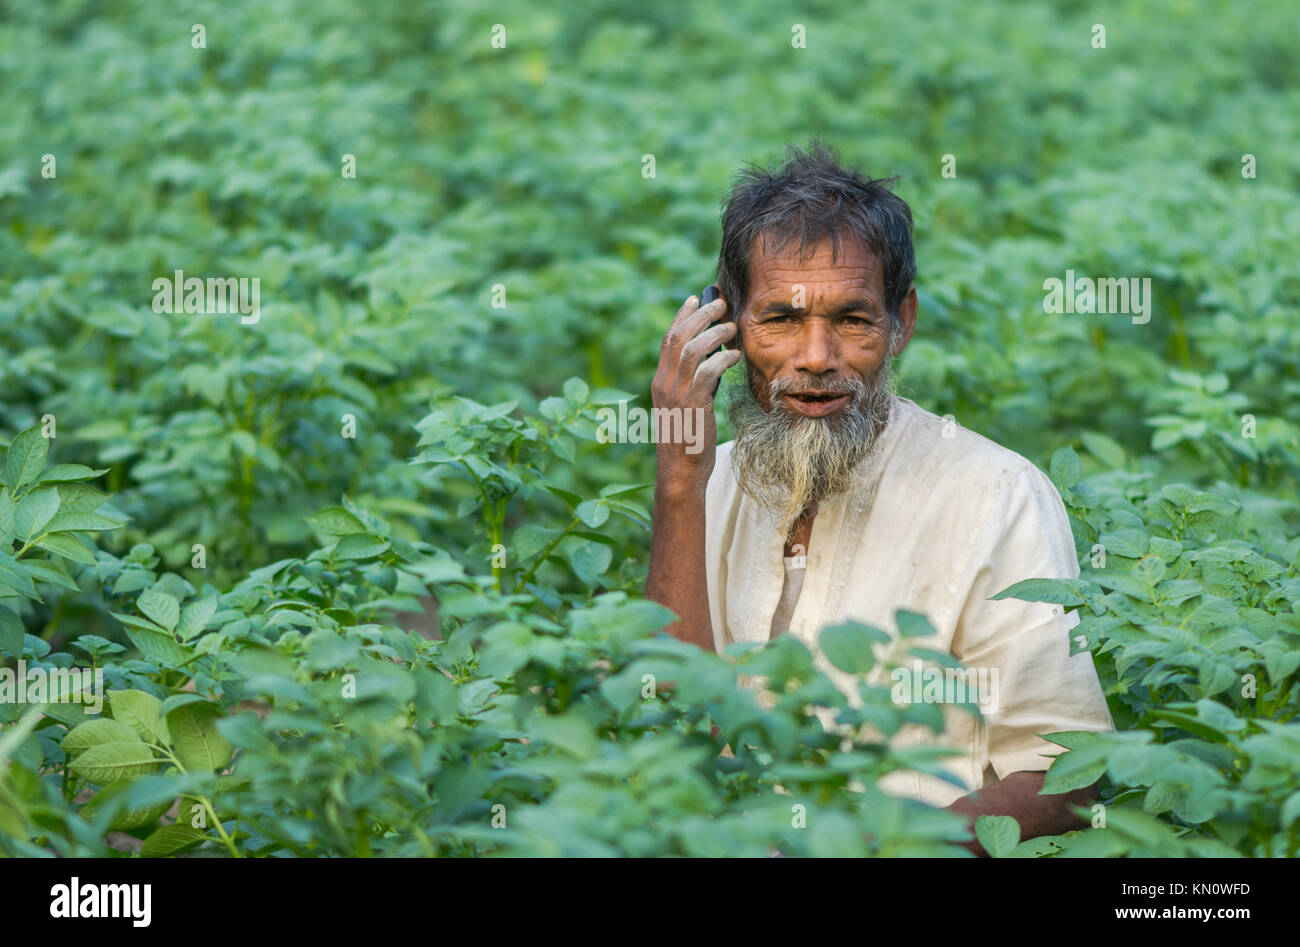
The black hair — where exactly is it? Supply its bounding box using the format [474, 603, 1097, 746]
[716, 140, 916, 325]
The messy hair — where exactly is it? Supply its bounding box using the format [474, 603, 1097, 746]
[716, 140, 916, 326]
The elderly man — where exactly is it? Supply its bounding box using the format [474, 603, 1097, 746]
[646, 143, 1114, 854]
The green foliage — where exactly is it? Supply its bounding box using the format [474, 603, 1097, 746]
[1, 0, 1297, 856]
[992, 444, 1300, 857]
[0, 409, 987, 857]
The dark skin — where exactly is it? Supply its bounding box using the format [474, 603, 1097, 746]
[646, 233, 1095, 854]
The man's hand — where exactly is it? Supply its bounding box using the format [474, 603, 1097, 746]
[649, 293, 739, 491]
[946, 770, 1096, 856]
[644, 293, 741, 651]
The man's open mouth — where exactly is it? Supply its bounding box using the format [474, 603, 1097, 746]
[782, 390, 852, 417]
[787, 392, 845, 403]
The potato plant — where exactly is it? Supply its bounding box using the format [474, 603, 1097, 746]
[2, 415, 990, 857]
[1, 0, 1298, 857]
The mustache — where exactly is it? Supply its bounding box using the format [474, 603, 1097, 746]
[768, 372, 865, 399]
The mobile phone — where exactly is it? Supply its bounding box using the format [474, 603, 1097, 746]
[701, 284, 725, 358]
[701, 284, 727, 395]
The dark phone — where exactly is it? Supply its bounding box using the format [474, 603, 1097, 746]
[700, 284, 728, 395]
[701, 284, 725, 358]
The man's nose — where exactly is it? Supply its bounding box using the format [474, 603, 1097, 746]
[792, 319, 839, 375]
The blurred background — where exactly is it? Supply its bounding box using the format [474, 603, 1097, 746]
[2, 0, 1297, 586]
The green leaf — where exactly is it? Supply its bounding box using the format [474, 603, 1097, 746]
[141, 823, 207, 858]
[1188, 492, 1237, 516]
[109, 690, 171, 746]
[820, 623, 880, 674]
[976, 814, 1021, 857]
[14, 487, 60, 540]
[124, 622, 193, 666]
[530, 713, 599, 759]
[166, 702, 232, 773]
[113, 569, 154, 594]
[539, 395, 568, 421]
[176, 596, 218, 641]
[1148, 708, 1227, 743]
[607, 498, 651, 529]
[5, 426, 49, 490]
[598, 482, 653, 498]
[43, 511, 122, 532]
[569, 540, 611, 586]
[0, 554, 40, 600]
[1151, 427, 1184, 451]
[1079, 431, 1126, 469]
[991, 578, 1086, 606]
[1010, 835, 1065, 857]
[0, 605, 23, 656]
[1041, 741, 1111, 794]
[1099, 529, 1148, 558]
[476, 621, 536, 678]
[515, 523, 562, 561]
[1280, 792, 1300, 828]
[575, 499, 609, 528]
[1197, 659, 1237, 698]
[23, 558, 81, 592]
[1049, 447, 1082, 489]
[0, 492, 14, 544]
[562, 377, 590, 403]
[34, 533, 97, 565]
[56, 482, 109, 513]
[70, 741, 159, 785]
[341, 494, 389, 536]
[1160, 483, 1196, 507]
[80, 781, 172, 831]
[1093, 572, 1155, 601]
[895, 610, 937, 639]
[60, 718, 142, 757]
[1132, 555, 1165, 585]
[307, 508, 367, 536]
[544, 484, 582, 510]
[37, 464, 110, 483]
[0, 708, 42, 764]
[159, 693, 211, 717]
[137, 588, 180, 632]
[334, 533, 389, 559]
[1142, 782, 1178, 814]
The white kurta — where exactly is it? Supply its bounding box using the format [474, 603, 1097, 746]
[704, 394, 1115, 807]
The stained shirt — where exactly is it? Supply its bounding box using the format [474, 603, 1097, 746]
[704, 395, 1115, 807]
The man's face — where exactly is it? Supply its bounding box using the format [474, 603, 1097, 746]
[724, 233, 917, 532]
[736, 234, 915, 412]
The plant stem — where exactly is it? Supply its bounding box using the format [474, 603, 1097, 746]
[514, 514, 580, 593]
[148, 742, 242, 858]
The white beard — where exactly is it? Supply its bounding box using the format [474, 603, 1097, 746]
[726, 349, 897, 536]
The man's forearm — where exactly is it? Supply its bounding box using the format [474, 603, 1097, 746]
[644, 290, 737, 654]
[645, 481, 714, 652]
[946, 771, 1095, 856]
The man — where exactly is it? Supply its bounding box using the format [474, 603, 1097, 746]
[646, 142, 1114, 855]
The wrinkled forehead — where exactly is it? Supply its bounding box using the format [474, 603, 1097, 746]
[746, 230, 885, 299]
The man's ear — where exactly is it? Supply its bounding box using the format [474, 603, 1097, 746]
[890, 286, 918, 356]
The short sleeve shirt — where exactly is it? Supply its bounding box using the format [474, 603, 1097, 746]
[704, 395, 1115, 807]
